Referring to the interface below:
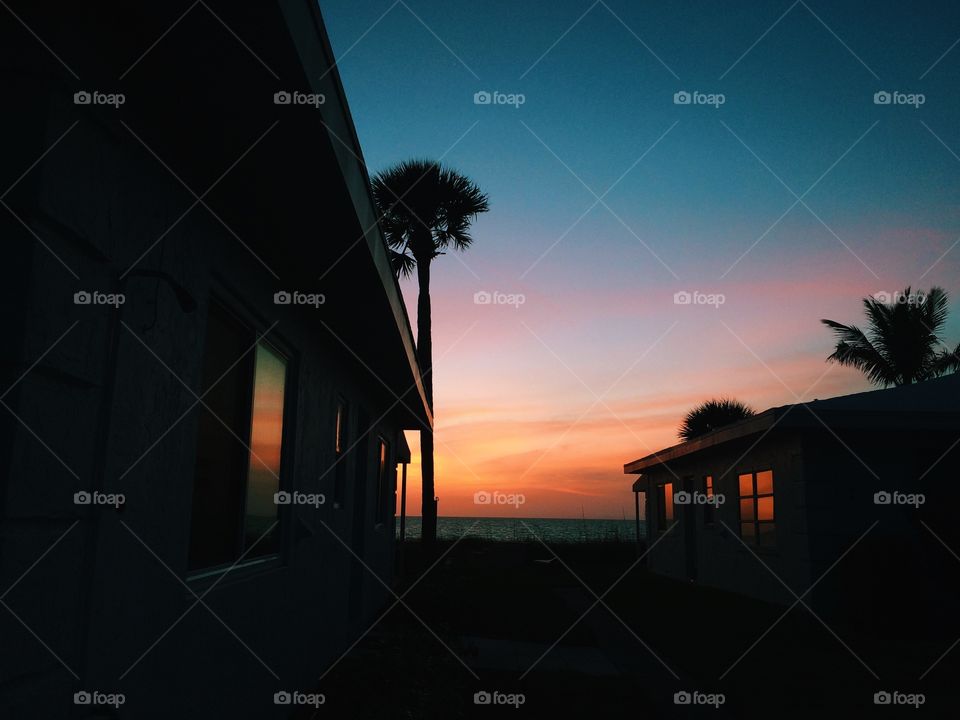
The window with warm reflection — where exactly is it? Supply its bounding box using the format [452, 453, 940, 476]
[188, 302, 288, 572]
[333, 399, 348, 508]
[375, 438, 389, 524]
[703, 475, 715, 525]
[656, 482, 675, 532]
[738, 469, 775, 547]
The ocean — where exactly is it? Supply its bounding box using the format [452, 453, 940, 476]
[397, 516, 643, 543]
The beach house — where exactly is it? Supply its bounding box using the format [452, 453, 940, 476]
[0, 1, 428, 717]
[625, 374, 960, 617]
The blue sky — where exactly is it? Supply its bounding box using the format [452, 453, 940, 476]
[320, 0, 960, 517]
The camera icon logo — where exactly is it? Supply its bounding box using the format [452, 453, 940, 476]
[673, 91, 691, 105]
[474, 691, 492, 705]
[274, 91, 292, 105]
[673, 290, 692, 305]
[74, 491, 92, 505]
[873, 691, 891, 705]
[274, 691, 292, 705]
[73, 691, 92, 705]
[674, 690, 692, 705]
[874, 491, 891, 505]
[474, 491, 491, 505]
[74, 291, 92, 305]
[274, 491, 291, 505]
[274, 291, 292, 305]
[73, 91, 91, 105]
[474, 290, 492, 305]
[474, 91, 492, 105]
[874, 91, 891, 105]
[674, 490, 691, 505]
[872, 291, 892, 303]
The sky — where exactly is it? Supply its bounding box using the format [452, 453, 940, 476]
[320, 0, 960, 518]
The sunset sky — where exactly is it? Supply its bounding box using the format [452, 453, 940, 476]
[322, 0, 960, 518]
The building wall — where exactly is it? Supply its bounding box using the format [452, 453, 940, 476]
[800, 428, 960, 624]
[640, 433, 811, 607]
[1, 63, 405, 720]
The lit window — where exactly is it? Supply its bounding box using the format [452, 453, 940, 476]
[188, 303, 287, 572]
[375, 438, 390, 524]
[738, 470, 775, 547]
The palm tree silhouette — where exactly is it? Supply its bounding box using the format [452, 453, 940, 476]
[821, 286, 960, 386]
[679, 398, 755, 441]
[372, 159, 489, 545]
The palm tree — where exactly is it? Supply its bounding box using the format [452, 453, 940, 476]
[679, 398, 755, 441]
[821, 287, 960, 386]
[372, 160, 489, 545]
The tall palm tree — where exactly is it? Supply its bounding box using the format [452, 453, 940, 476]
[679, 398, 755, 441]
[372, 160, 489, 545]
[821, 286, 960, 386]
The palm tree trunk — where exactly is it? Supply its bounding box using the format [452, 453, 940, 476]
[416, 259, 437, 546]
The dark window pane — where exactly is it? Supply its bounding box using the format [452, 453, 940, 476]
[243, 343, 286, 557]
[188, 304, 254, 571]
[739, 498, 754, 522]
[758, 522, 776, 547]
[740, 522, 755, 539]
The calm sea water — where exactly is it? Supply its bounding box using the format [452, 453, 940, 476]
[397, 516, 644, 543]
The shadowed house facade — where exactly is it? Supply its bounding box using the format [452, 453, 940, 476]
[0, 2, 428, 717]
[625, 374, 960, 619]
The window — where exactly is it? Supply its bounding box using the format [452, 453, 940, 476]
[333, 399, 348, 508]
[738, 470, 775, 548]
[188, 303, 287, 572]
[656, 482, 675, 531]
[703, 475, 715, 525]
[375, 438, 390, 524]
